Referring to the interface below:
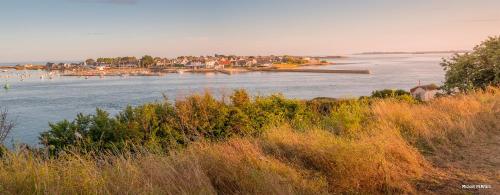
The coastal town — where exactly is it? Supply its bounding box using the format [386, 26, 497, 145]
[1, 55, 369, 76]
[5, 55, 324, 70]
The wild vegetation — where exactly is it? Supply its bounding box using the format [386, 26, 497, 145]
[0, 87, 498, 194]
[39, 89, 318, 154]
[441, 36, 500, 93]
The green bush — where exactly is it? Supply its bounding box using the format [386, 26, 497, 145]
[40, 90, 316, 154]
[322, 100, 371, 136]
[370, 89, 417, 103]
[43, 89, 431, 154]
[441, 36, 500, 93]
[371, 89, 409, 98]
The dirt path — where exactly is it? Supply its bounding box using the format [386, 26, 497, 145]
[420, 130, 500, 194]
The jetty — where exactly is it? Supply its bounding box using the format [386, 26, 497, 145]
[34, 66, 371, 78]
[260, 68, 371, 74]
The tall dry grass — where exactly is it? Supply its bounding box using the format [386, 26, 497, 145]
[0, 89, 498, 194]
[260, 126, 428, 194]
[372, 88, 500, 156]
[0, 151, 216, 194]
[0, 129, 425, 194]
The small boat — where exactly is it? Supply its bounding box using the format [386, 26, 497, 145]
[4, 83, 10, 90]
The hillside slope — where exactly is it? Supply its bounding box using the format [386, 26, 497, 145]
[0, 89, 498, 194]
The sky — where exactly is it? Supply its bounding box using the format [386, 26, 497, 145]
[0, 0, 499, 62]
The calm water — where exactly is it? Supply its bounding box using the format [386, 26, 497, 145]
[0, 53, 449, 145]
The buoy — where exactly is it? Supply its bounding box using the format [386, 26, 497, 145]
[4, 83, 10, 90]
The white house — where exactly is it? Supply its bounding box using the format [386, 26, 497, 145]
[175, 58, 190, 66]
[245, 59, 258, 66]
[205, 60, 218, 69]
[410, 84, 439, 101]
[186, 61, 204, 69]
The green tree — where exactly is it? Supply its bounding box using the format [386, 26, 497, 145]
[141, 55, 155, 68]
[85, 58, 96, 66]
[441, 36, 500, 93]
[97, 58, 114, 65]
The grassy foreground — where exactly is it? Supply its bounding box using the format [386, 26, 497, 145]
[0, 89, 499, 194]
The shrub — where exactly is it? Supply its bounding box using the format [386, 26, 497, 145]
[39, 90, 317, 154]
[323, 99, 371, 136]
[370, 89, 417, 103]
[441, 36, 500, 93]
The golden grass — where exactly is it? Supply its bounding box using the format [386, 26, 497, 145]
[260, 126, 428, 194]
[0, 89, 498, 194]
[272, 64, 300, 69]
[0, 151, 216, 194]
[372, 88, 500, 156]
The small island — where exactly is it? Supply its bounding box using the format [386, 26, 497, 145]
[2, 55, 371, 77]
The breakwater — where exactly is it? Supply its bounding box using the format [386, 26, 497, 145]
[260, 69, 371, 74]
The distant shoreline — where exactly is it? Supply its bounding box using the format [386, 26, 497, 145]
[315, 56, 348, 59]
[355, 50, 469, 55]
[59, 64, 370, 77]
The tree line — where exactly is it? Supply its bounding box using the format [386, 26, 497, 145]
[86, 55, 155, 68]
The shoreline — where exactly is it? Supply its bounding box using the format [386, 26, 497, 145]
[59, 66, 370, 77]
[1, 63, 371, 77]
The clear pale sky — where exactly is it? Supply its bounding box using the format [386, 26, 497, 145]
[1, 0, 499, 62]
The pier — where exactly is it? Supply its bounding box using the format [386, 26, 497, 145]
[260, 68, 371, 74]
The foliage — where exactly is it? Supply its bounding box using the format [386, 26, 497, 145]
[441, 36, 500, 93]
[140, 55, 155, 68]
[371, 89, 409, 98]
[43, 88, 426, 155]
[37, 87, 496, 156]
[371, 89, 417, 103]
[0, 108, 15, 145]
[230, 89, 250, 107]
[327, 100, 370, 136]
[96, 56, 138, 66]
[84, 58, 96, 66]
[282, 55, 308, 64]
[96, 57, 114, 65]
[39, 90, 315, 154]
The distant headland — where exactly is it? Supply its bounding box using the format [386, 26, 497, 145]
[355, 50, 469, 55]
